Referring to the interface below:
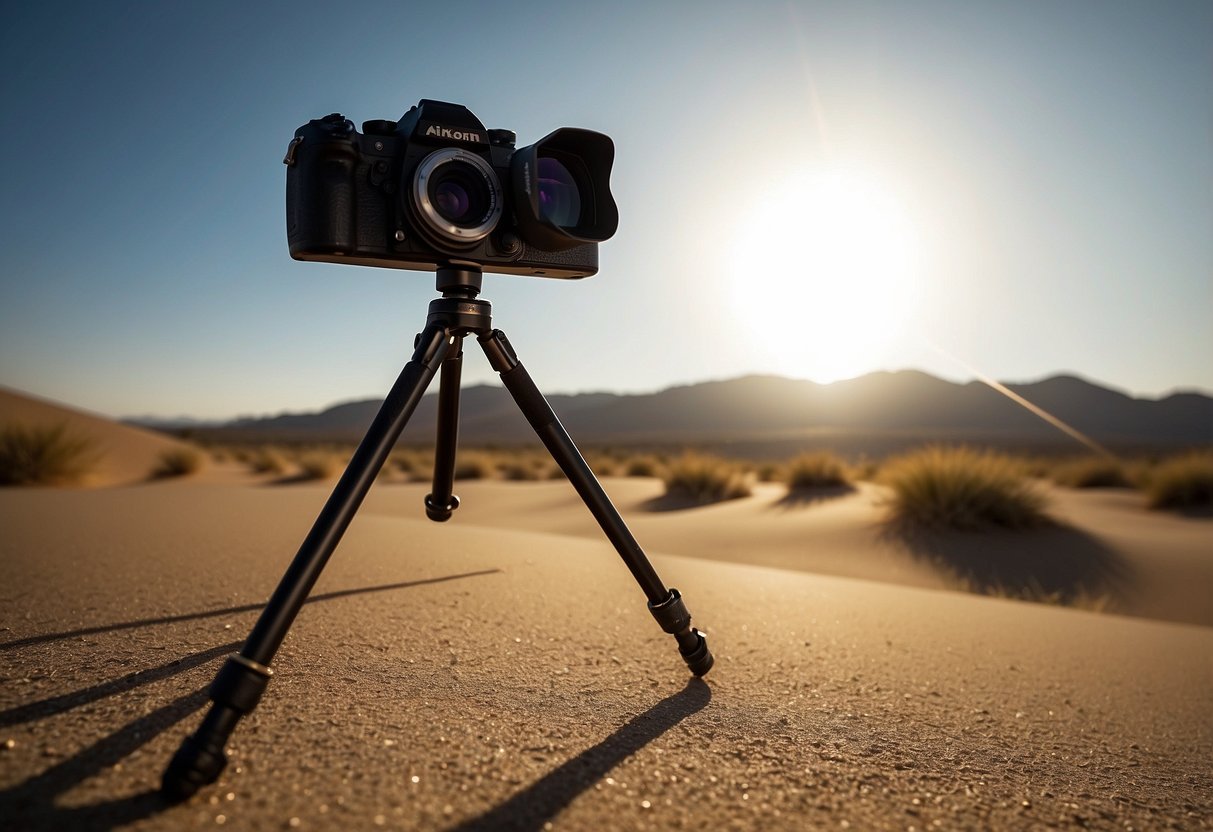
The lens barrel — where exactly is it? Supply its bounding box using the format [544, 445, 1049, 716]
[409, 148, 503, 248]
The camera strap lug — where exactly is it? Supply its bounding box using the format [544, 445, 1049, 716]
[283, 136, 303, 166]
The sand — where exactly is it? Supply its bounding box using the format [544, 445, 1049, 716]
[2, 478, 1211, 830]
[0, 388, 199, 487]
[1, 388, 1210, 828]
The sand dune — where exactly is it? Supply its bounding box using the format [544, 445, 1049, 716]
[361, 478, 1213, 628]
[0, 387, 199, 487]
[1, 481, 1210, 830]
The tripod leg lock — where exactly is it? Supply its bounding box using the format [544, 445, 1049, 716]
[648, 589, 714, 677]
[209, 653, 274, 713]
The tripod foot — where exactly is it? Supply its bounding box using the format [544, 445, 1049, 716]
[162, 653, 271, 801]
[679, 629, 715, 677]
[424, 493, 460, 522]
[161, 730, 228, 802]
[649, 588, 714, 677]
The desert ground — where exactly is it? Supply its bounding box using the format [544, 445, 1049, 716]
[1, 392, 1211, 830]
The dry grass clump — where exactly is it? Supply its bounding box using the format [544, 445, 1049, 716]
[1050, 456, 1132, 489]
[0, 423, 98, 486]
[624, 455, 663, 478]
[1143, 451, 1213, 511]
[153, 448, 203, 478]
[785, 451, 851, 490]
[454, 453, 497, 480]
[296, 452, 340, 481]
[249, 448, 287, 475]
[661, 453, 751, 504]
[755, 462, 784, 483]
[880, 446, 1052, 531]
[498, 451, 549, 481]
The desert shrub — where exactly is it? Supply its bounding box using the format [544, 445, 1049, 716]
[880, 446, 1052, 531]
[755, 462, 784, 483]
[499, 457, 544, 481]
[1050, 456, 1132, 489]
[785, 451, 851, 490]
[153, 448, 203, 478]
[454, 453, 496, 480]
[0, 423, 97, 486]
[624, 455, 663, 477]
[296, 452, 339, 481]
[1144, 452, 1213, 510]
[661, 453, 751, 504]
[584, 452, 618, 477]
[249, 448, 287, 475]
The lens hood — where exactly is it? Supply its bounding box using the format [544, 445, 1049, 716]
[511, 128, 618, 252]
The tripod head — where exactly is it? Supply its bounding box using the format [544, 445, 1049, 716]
[435, 264, 484, 298]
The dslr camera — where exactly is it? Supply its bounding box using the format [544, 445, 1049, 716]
[285, 99, 618, 279]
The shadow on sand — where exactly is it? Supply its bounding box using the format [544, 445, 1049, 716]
[0, 568, 505, 829]
[882, 520, 1133, 604]
[0, 569, 501, 651]
[0, 688, 206, 830]
[772, 484, 856, 510]
[448, 679, 712, 832]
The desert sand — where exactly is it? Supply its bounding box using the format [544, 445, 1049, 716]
[0, 387, 198, 487]
[1, 392, 1211, 830]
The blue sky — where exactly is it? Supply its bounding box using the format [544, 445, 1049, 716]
[1, 1, 1209, 419]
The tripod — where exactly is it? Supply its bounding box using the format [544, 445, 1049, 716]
[161, 265, 713, 800]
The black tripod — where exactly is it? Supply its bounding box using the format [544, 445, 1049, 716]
[161, 265, 713, 800]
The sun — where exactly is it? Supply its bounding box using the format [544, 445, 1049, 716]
[729, 167, 919, 383]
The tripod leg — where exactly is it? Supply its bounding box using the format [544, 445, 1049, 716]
[425, 336, 463, 521]
[479, 329, 713, 678]
[161, 323, 454, 801]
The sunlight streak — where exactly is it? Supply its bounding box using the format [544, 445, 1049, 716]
[927, 341, 1116, 458]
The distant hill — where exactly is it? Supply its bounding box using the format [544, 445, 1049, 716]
[157, 372, 1213, 457]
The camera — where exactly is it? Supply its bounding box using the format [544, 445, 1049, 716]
[284, 99, 618, 279]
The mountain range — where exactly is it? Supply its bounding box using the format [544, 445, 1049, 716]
[159, 372, 1212, 458]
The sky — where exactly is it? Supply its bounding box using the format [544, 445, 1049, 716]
[1, 1, 1209, 420]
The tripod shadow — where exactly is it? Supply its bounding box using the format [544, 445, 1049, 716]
[448, 678, 711, 832]
[0, 641, 241, 729]
[0, 688, 206, 830]
[1, 569, 501, 651]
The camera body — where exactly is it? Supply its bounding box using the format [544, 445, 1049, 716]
[285, 100, 618, 279]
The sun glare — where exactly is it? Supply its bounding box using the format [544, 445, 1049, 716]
[729, 167, 919, 383]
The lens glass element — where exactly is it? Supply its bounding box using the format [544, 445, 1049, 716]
[537, 157, 580, 228]
[434, 181, 471, 222]
[429, 166, 490, 226]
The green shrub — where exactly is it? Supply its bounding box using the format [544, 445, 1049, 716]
[1050, 456, 1132, 488]
[1144, 452, 1213, 510]
[0, 423, 98, 486]
[153, 448, 203, 478]
[785, 451, 851, 490]
[661, 453, 751, 504]
[880, 446, 1051, 531]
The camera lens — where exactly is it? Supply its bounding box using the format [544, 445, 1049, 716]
[536, 157, 580, 228]
[433, 180, 473, 223]
[410, 148, 503, 247]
